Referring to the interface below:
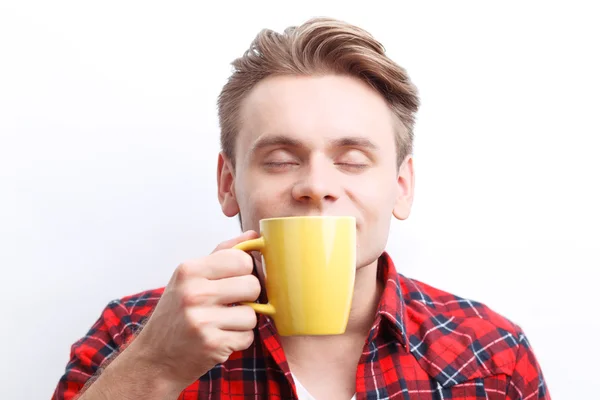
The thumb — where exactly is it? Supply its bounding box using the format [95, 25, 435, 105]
[212, 230, 260, 252]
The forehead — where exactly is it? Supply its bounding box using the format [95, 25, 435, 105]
[237, 74, 396, 151]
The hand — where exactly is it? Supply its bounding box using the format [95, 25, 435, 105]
[129, 230, 262, 389]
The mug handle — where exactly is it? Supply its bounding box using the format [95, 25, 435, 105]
[234, 237, 276, 316]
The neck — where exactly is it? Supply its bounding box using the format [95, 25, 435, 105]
[343, 258, 383, 336]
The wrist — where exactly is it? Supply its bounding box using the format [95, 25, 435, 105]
[87, 338, 186, 400]
[119, 338, 188, 396]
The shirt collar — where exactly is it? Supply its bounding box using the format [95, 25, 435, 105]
[367, 252, 410, 352]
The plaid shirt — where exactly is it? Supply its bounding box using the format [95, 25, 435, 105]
[52, 252, 550, 399]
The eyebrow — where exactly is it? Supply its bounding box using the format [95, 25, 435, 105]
[250, 135, 304, 153]
[250, 135, 379, 153]
[331, 137, 378, 151]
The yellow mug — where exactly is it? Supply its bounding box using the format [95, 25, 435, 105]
[234, 216, 356, 336]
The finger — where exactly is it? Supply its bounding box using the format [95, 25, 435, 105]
[181, 274, 261, 306]
[212, 274, 261, 305]
[216, 305, 258, 331]
[187, 306, 257, 335]
[201, 249, 255, 280]
[173, 249, 254, 283]
[222, 329, 256, 352]
[212, 230, 260, 252]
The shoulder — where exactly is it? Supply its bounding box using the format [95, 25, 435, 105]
[81, 287, 166, 344]
[400, 275, 517, 332]
[107, 287, 166, 326]
[116, 287, 165, 312]
[399, 274, 524, 386]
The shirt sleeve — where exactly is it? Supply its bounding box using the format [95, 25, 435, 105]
[505, 326, 551, 400]
[51, 299, 141, 400]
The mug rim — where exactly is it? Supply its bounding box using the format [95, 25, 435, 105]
[260, 215, 356, 222]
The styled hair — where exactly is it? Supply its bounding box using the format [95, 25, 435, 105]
[217, 17, 420, 168]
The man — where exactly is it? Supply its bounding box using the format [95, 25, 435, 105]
[52, 17, 550, 400]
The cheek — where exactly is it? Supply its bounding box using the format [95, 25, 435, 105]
[237, 180, 290, 223]
[350, 176, 397, 215]
[361, 194, 395, 230]
[346, 174, 398, 244]
[352, 188, 396, 268]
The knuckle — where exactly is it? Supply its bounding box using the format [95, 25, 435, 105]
[179, 284, 195, 307]
[180, 280, 214, 307]
[180, 291, 196, 307]
[203, 334, 222, 354]
[232, 250, 253, 274]
[174, 261, 195, 281]
[246, 275, 261, 299]
[185, 308, 211, 333]
[241, 331, 255, 349]
[243, 306, 258, 327]
[214, 249, 253, 275]
[212, 350, 230, 365]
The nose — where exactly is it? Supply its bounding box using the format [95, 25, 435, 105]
[291, 156, 341, 206]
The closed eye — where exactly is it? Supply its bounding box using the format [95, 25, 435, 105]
[264, 161, 297, 167]
[262, 148, 301, 170]
[334, 149, 372, 172]
[335, 162, 369, 171]
[263, 161, 300, 172]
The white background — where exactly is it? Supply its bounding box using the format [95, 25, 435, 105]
[1, 1, 598, 399]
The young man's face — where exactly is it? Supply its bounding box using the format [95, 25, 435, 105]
[218, 74, 414, 269]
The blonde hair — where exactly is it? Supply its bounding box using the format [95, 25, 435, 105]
[217, 17, 420, 167]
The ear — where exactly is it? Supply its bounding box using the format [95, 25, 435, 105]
[393, 155, 415, 220]
[217, 152, 240, 217]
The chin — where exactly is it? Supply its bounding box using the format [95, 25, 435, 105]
[356, 249, 381, 270]
[357, 236, 387, 267]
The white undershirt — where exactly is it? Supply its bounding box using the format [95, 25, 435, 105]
[292, 373, 357, 400]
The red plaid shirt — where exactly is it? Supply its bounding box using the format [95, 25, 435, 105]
[52, 253, 550, 399]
